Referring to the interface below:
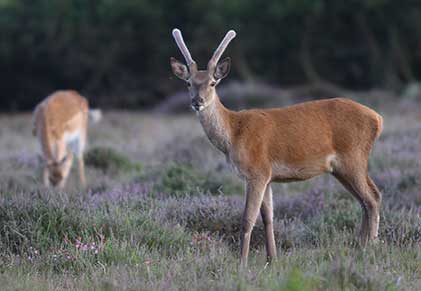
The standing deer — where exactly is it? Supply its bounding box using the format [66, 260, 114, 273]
[33, 90, 90, 189]
[170, 29, 383, 266]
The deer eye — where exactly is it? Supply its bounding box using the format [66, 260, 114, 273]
[210, 81, 217, 87]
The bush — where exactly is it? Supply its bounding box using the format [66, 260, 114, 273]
[155, 163, 242, 196]
[85, 147, 142, 174]
[157, 163, 202, 196]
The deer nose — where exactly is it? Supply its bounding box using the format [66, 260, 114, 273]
[192, 97, 204, 106]
[191, 97, 205, 111]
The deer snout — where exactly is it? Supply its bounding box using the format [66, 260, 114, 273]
[49, 173, 62, 186]
[191, 96, 205, 111]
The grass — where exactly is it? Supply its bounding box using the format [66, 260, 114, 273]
[0, 106, 420, 290]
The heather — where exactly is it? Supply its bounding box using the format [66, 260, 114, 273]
[0, 105, 420, 290]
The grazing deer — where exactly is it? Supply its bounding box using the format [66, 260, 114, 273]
[170, 29, 383, 266]
[33, 90, 90, 189]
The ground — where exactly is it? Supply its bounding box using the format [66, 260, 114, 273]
[0, 98, 420, 290]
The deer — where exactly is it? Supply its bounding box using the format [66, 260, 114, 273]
[170, 29, 384, 266]
[33, 90, 92, 189]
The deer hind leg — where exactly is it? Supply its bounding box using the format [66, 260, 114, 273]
[260, 184, 277, 262]
[43, 166, 50, 187]
[76, 134, 86, 187]
[73, 131, 87, 187]
[366, 175, 382, 239]
[333, 162, 381, 246]
[240, 179, 269, 267]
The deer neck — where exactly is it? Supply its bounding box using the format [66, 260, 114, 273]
[198, 95, 232, 154]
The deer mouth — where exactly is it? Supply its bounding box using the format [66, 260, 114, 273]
[49, 175, 62, 186]
[192, 104, 205, 112]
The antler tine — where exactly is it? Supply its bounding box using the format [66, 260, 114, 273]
[172, 28, 196, 68]
[208, 30, 236, 69]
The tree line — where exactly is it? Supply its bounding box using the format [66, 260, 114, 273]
[0, 0, 420, 110]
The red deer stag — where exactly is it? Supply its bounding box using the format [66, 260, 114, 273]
[170, 29, 383, 266]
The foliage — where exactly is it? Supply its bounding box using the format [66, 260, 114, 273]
[155, 162, 242, 196]
[0, 111, 421, 289]
[1, 0, 421, 110]
[85, 146, 142, 174]
[157, 163, 201, 195]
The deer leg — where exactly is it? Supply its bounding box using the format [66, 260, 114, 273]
[78, 156, 86, 187]
[240, 179, 268, 267]
[78, 131, 87, 188]
[260, 184, 277, 262]
[366, 176, 382, 240]
[334, 169, 381, 246]
[352, 177, 380, 245]
[58, 153, 73, 190]
[334, 173, 368, 242]
[43, 166, 50, 187]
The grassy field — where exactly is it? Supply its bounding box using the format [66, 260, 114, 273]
[0, 99, 420, 290]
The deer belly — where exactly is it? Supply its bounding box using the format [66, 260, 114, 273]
[271, 162, 304, 182]
[271, 155, 335, 182]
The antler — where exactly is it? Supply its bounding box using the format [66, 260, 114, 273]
[208, 30, 236, 70]
[172, 29, 197, 71]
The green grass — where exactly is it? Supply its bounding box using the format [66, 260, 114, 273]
[0, 111, 420, 290]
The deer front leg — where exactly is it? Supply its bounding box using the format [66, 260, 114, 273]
[43, 166, 50, 187]
[240, 179, 268, 267]
[260, 184, 277, 263]
[78, 156, 86, 187]
[57, 153, 74, 190]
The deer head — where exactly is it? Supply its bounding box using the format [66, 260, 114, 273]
[46, 154, 73, 187]
[170, 29, 236, 112]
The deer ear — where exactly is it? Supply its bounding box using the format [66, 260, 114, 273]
[214, 57, 231, 80]
[170, 57, 190, 81]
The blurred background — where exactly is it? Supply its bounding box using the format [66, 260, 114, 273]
[0, 0, 421, 111]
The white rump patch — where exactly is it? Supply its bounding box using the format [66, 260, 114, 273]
[64, 130, 82, 155]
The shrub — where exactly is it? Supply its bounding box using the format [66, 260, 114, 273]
[281, 268, 317, 291]
[156, 163, 242, 197]
[201, 174, 243, 196]
[85, 147, 142, 174]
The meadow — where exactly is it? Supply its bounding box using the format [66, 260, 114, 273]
[0, 97, 420, 290]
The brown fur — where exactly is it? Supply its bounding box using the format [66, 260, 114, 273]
[225, 98, 382, 182]
[211, 96, 382, 267]
[33, 90, 89, 189]
[171, 29, 383, 267]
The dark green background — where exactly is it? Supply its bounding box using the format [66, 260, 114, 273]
[0, 0, 419, 110]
